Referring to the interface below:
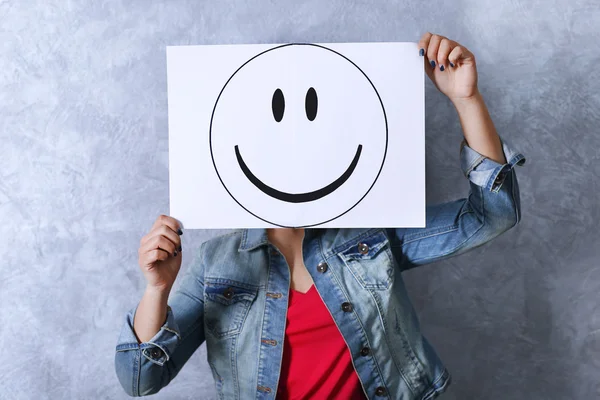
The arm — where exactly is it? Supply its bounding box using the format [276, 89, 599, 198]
[422, 31, 507, 164]
[115, 245, 206, 396]
[133, 286, 170, 344]
[453, 92, 506, 165]
[389, 137, 524, 269]
[115, 216, 207, 397]
[388, 33, 526, 269]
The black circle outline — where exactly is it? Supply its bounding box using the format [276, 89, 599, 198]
[209, 43, 388, 228]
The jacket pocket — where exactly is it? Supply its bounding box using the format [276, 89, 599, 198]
[204, 279, 258, 339]
[338, 230, 394, 290]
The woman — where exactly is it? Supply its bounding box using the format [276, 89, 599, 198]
[115, 32, 526, 399]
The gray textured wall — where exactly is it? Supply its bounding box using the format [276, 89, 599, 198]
[1, 0, 598, 399]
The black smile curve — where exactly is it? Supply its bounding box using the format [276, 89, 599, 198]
[234, 144, 363, 203]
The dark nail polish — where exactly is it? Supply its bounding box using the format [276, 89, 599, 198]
[450, 62, 455, 68]
[440, 65, 445, 71]
[178, 246, 182, 252]
[174, 251, 178, 257]
[177, 229, 183, 236]
[419, 48, 425, 56]
[430, 60, 436, 67]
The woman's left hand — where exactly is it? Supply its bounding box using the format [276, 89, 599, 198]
[418, 32, 480, 103]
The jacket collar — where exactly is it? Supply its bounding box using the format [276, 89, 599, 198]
[239, 229, 269, 251]
[238, 227, 380, 253]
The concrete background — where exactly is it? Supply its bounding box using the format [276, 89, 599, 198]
[1, 0, 598, 399]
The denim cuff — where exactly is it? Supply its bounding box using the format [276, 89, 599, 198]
[115, 304, 181, 367]
[459, 137, 526, 193]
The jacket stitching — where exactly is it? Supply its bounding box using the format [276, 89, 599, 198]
[231, 335, 239, 399]
[318, 237, 392, 398]
[327, 228, 383, 257]
[326, 228, 381, 256]
[134, 344, 140, 396]
[421, 369, 451, 400]
[204, 277, 263, 291]
[253, 250, 274, 398]
[409, 186, 485, 264]
[401, 225, 459, 246]
[369, 289, 418, 397]
[510, 168, 520, 224]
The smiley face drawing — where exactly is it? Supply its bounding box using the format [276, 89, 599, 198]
[209, 43, 388, 227]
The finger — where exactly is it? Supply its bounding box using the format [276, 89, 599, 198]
[423, 52, 435, 81]
[448, 45, 475, 67]
[142, 249, 170, 266]
[142, 224, 181, 251]
[437, 38, 455, 71]
[418, 32, 433, 56]
[426, 34, 444, 68]
[141, 235, 177, 257]
[151, 214, 183, 236]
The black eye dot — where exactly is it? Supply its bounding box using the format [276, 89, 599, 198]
[305, 87, 318, 121]
[272, 88, 285, 122]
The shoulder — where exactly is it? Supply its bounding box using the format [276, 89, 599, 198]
[187, 231, 244, 273]
[199, 230, 243, 256]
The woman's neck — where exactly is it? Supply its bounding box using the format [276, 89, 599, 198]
[266, 228, 314, 292]
[267, 228, 305, 251]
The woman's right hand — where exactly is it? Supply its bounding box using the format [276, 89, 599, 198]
[138, 214, 183, 293]
[418, 32, 479, 104]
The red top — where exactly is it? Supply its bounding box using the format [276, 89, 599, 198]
[275, 284, 368, 400]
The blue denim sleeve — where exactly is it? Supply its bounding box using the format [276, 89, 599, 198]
[389, 137, 526, 270]
[114, 245, 206, 396]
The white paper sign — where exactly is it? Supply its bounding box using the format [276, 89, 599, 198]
[167, 42, 424, 228]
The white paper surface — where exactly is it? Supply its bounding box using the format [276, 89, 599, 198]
[167, 42, 425, 228]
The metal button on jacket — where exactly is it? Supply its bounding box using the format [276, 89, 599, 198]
[223, 287, 234, 299]
[360, 347, 370, 357]
[316, 262, 328, 273]
[150, 348, 162, 359]
[358, 242, 369, 255]
[341, 302, 353, 312]
[375, 386, 387, 396]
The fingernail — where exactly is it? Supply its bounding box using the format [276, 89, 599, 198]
[178, 246, 182, 252]
[430, 60, 436, 67]
[450, 62, 455, 68]
[440, 65, 445, 71]
[177, 229, 183, 236]
[174, 251, 178, 257]
[419, 48, 425, 56]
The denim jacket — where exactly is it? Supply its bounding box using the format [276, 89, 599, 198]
[115, 139, 526, 399]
